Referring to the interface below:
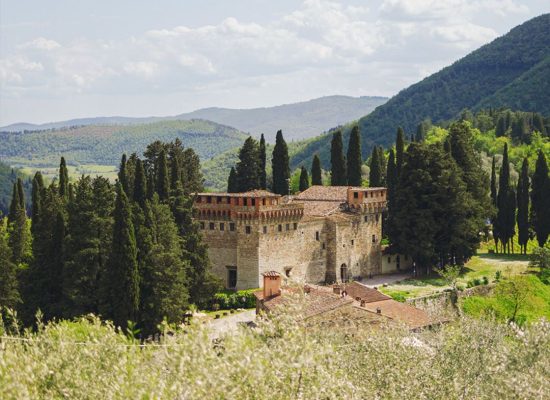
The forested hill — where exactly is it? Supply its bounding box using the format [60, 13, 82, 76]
[0, 161, 30, 214]
[1, 95, 387, 142]
[0, 119, 247, 167]
[290, 13, 550, 168]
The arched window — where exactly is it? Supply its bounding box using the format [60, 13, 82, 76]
[340, 264, 348, 283]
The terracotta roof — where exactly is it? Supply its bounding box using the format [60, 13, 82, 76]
[195, 190, 280, 198]
[300, 200, 343, 217]
[257, 286, 353, 319]
[262, 271, 281, 277]
[295, 186, 349, 202]
[341, 282, 391, 303]
[360, 299, 433, 330]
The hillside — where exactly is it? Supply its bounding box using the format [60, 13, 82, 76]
[290, 14, 550, 168]
[0, 161, 31, 215]
[1, 95, 387, 142]
[0, 120, 248, 168]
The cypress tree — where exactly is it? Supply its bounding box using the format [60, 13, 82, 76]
[299, 166, 309, 192]
[385, 149, 397, 244]
[236, 137, 261, 192]
[259, 134, 267, 190]
[8, 182, 19, 225]
[497, 143, 515, 253]
[31, 172, 44, 236]
[155, 150, 170, 202]
[330, 131, 347, 186]
[118, 154, 129, 195]
[7, 181, 28, 265]
[272, 130, 290, 195]
[533, 113, 546, 135]
[133, 158, 147, 209]
[180, 148, 204, 194]
[490, 156, 499, 250]
[369, 147, 382, 187]
[101, 184, 139, 329]
[169, 152, 181, 194]
[48, 211, 66, 318]
[376, 146, 386, 185]
[311, 154, 322, 186]
[531, 150, 550, 247]
[146, 171, 155, 200]
[516, 158, 530, 254]
[17, 178, 25, 210]
[396, 127, 405, 178]
[59, 157, 69, 199]
[0, 221, 20, 311]
[227, 167, 238, 193]
[346, 126, 362, 186]
[496, 116, 507, 137]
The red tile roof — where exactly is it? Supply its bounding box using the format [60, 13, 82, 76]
[295, 186, 349, 202]
[360, 300, 433, 330]
[341, 282, 391, 303]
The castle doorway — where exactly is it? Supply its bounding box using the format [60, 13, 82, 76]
[340, 264, 348, 282]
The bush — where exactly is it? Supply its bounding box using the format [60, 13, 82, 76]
[390, 293, 407, 303]
[212, 289, 258, 310]
[495, 270, 502, 282]
[482, 276, 489, 285]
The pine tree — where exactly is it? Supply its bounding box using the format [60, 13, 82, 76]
[0, 222, 20, 311]
[227, 167, 238, 193]
[180, 148, 204, 194]
[346, 126, 362, 186]
[369, 147, 382, 187]
[330, 131, 347, 186]
[236, 137, 261, 192]
[169, 152, 181, 195]
[59, 157, 69, 199]
[396, 127, 405, 178]
[311, 154, 322, 186]
[133, 158, 147, 209]
[516, 158, 530, 254]
[173, 187, 219, 308]
[531, 150, 550, 247]
[272, 130, 290, 195]
[299, 166, 309, 192]
[101, 184, 139, 329]
[118, 154, 129, 195]
[155, 150, 170, 202]
[259, 134, 267, 190]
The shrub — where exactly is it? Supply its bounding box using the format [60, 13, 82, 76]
[495, 270, 502, 282]
[211, 289, 258, 310]
[482, 276, 489, 285]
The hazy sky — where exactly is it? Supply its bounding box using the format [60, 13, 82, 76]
[1, 0, 548, 126]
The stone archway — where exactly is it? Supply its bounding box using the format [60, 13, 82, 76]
[340, 263, 348, 283]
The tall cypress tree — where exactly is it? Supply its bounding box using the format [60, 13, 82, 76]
[7, 180, 28, 265]
[531, 150, 550, 247]
[118, 154, 129, 195]
[0, 221, 20, 312]
[8, 182, 19, 225]
[377, 146, 386, 185]
[31, 172, 44, 237]
[311, 154, 322, 186]
[259, 134, 267, 190]
[516, 158, 530, 254]
[227, 167, 238, 193]
[101, 184, 139, 329]
[490, 156, 499, 250]
[272, 130, 290, 195]
[133, 158, 147, 209]
[369, 147, 382, 187]
[346, 126, 362, 186]
[17, 178, 25, 210]
[330, 131, 347, 186]
[497, 143, 515, 253]
[396, 127, 405, 178]
[155, 150, 170, 202]
[236, 137, 261, 192]
[299, 166, 309, 192]
[59, 157, 69, 199]
[385, 149, 397, 244]
[48, 211, 66, 318]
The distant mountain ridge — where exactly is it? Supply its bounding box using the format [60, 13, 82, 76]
[1, 95, 388, 142]
[289, 13, 550, 168]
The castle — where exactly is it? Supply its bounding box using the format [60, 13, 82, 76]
[194, 185, 397, 290]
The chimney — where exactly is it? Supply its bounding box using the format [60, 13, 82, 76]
[376, 307, 381, 314]
[333, 286, 341, 295]
[262, 271, 281, 299]
[360, 299, 366, 307]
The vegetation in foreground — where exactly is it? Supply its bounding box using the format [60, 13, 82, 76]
[0, 311, 548, 400]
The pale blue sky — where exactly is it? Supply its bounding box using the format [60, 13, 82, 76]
[1, 0, 548, 126]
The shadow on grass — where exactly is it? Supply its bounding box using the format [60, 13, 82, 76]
[478, 253, 530, 261]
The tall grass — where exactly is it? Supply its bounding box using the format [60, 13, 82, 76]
[1, 307, 548, 399]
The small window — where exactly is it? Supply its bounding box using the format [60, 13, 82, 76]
[220, 223, 225, 231]
[278, 224, 282, 232]
[388, 257, 391, 263]
[262, 199, 266, 206]
[209, 222, 215, 230]
[200, 222, 205, 229]
[229, 223, 235, 232]
[364, 215, 368, 222]
[315, 231, 320, 241]
[244, 198, 248, 206]
[351, 240, 354, 246]
[376, 214, 380, 223]
[353, 191, 359, 199]
[251, 198, 256, 206]
[263, 226, 267, 234]
[322, 243, 326, 250]
[245, 226, 251, 234]
[285, 268, 292, 277]
[293, 223, 298, 230]
[372, 235, 376, 243]
[286, 223, 290, 231]
[207, 196, 212, 203]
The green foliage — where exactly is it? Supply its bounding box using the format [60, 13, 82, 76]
[346, 125, 362, 186]
[0, 221, 20, 311]
[212, 288, 258, 309]
[531, 150, 550, 247]
[234, 136, 261, 192]
[259, 134, 267, 190]
[368, 146, 382, 187]
[311, 154, 322, 186]
[298, 166, 309, 192]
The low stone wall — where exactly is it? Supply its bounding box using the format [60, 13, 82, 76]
[406, 284, 496, 320]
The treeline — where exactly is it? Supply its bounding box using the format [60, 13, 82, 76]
[0, 139, 220, 335]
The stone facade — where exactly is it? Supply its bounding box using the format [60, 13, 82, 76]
[194, 186, 390, 290]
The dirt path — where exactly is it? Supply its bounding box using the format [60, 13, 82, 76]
[207, 309, 257, 339]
